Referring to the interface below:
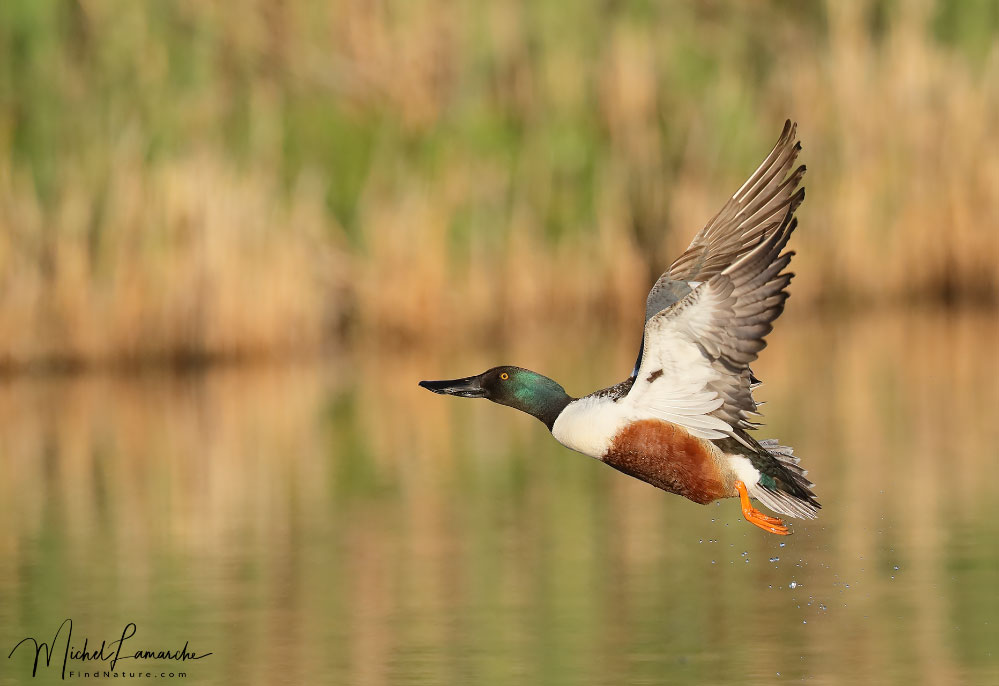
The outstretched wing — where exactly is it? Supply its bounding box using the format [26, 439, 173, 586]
[631, 120, 804, 376]
[623, 199, 800, 442]
[646, 120, 805, 319]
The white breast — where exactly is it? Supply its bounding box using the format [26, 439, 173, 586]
[551, 395, 631, 459]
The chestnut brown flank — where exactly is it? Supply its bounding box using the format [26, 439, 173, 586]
[604, 419, 729, 504]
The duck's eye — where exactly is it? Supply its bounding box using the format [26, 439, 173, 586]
[500, 372, 509, 380]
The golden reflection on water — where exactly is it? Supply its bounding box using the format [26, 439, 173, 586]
[0, 310, 997, 685]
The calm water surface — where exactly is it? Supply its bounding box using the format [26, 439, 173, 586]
[0, 310, 996, 685]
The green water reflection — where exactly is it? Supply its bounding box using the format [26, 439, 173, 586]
[1, 310, 997, 685]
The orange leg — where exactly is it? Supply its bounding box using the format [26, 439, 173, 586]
[734, 480, 790, 535]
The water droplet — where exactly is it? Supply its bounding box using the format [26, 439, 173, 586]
[819, 604, 827, 611]
[779, 542, 786, 548]
[769, 557, 780, 562]
[742, 551, 749, 556]
[802, 620, 807, 624]
[789, 581, 798, 589]
[893, 565, 900, 570]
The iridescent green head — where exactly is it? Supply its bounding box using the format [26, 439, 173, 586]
[419, 366, 573, 429]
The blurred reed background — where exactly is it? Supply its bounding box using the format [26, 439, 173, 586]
[0, 0, 996, 368]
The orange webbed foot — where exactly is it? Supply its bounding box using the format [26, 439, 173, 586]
[734, 480, 791, 536]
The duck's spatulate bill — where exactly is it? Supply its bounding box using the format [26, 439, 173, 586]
[419, 376, 486, 398]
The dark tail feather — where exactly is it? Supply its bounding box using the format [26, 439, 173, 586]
[751, 438, 821, 519]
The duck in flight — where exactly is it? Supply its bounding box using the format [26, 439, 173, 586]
[420, 121, 819, 534]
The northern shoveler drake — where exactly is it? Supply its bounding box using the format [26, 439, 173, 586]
[420, 120, 819, 535]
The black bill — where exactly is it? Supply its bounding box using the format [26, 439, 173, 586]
[418, 376, 486, 398]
